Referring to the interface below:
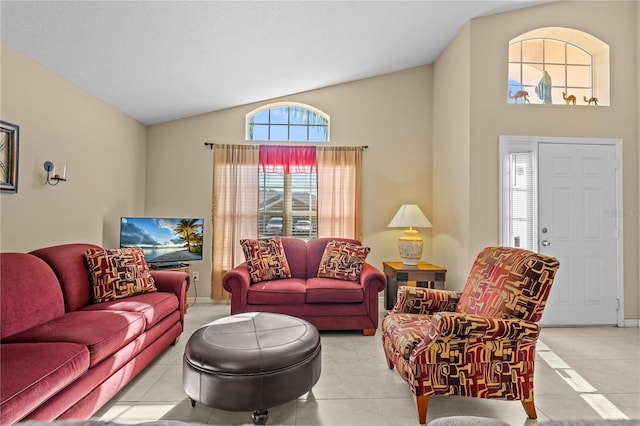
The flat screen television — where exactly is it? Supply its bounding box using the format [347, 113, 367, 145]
[120, 217, 204, 268]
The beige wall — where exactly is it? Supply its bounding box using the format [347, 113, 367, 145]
[0, 43, 147, 252]
[637, 0, 640, 319]
[432, 23, 472, 288]
[146, 66, 433, 298]
[434, 1, 640, 319]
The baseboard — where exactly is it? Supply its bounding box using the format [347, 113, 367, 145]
[622, 319, 640, 327]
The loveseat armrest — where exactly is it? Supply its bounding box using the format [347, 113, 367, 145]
[359, 263, 386, 293]
[151, 270, 190, 321]
[391, 286, 460, 315]
[222, 263, 251, 313]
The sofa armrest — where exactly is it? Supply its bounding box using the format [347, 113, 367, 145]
[222, 263, 251, 313]
[151, 270, 190, 321]
[391, 286, 460, 315]
[359, 263, 386, 293]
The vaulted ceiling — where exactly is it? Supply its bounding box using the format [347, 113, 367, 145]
[1, 1, 552, 125]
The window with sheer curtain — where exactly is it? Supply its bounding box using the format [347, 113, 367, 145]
[211, 144, 363, 300]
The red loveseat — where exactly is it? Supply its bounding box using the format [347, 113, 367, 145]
[223, 237, 386, 335]
[0, 243, 189, 424]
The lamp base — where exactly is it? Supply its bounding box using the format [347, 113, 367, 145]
[398, 229, 423, 266]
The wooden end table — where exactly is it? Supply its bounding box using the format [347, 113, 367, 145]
[383, 261, 447, 310]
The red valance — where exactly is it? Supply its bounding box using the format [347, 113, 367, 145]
[259, 145, 317, 174]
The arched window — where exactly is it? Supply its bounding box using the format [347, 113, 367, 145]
[246, 102, 330, 142]
[508, 27, 609, 106]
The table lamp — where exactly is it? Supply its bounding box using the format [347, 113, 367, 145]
[387, 204, 432, 265]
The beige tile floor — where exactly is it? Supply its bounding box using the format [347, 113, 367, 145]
[94, 299, 640, 425]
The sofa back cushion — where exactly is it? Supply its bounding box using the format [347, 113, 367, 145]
[455, 246, 560, 322]
[0, 253, 65, 339]
[280, 237, 309, 279]
[30, 243, 101, 312]
[305, 238, 361, 279]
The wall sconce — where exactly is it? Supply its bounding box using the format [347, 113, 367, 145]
[44, 161, 67, 185]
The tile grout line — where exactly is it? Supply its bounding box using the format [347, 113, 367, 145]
[537, 340, 630, 420]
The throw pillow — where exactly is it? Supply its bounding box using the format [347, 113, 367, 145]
[240, 238, 292, 284]
[85, 247, 157, 303]
[317, 240, 370, 282]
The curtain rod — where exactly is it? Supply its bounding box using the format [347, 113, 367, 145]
[204, 142, 368, 150]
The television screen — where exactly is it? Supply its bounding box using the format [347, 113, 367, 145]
[120, 217, 204, 266]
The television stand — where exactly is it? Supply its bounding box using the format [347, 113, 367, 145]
[151, 262, 189, 270]
[152, 263, 191, 314]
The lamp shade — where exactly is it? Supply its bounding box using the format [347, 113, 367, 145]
[387, 204, 432, 229]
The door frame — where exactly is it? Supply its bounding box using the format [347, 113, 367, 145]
[499, 135, 624, 327]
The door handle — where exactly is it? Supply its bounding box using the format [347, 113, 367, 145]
[541, 240, 551, 247]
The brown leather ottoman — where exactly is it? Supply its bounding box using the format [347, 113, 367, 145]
[182, 312, 321, 424]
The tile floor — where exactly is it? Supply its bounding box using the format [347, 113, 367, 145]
[94, 299, 640, 425]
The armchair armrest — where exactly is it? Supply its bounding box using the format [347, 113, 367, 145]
[151, 270, 190, 322]
[392, 286, 460, 315]
[413, 312, 541, 357]
[222, 263, 251, 313]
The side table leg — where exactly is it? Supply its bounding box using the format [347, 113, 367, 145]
[385, 275, 396, 310]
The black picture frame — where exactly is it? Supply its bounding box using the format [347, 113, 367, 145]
[0, 120, 19, 193]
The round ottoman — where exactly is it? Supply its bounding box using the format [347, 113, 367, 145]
[182, 312, 322, 425]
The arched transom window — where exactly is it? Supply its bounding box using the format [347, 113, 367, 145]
[246, 102, 330, 142]
[508, 27, 609, 106]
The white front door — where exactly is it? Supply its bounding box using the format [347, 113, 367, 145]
[538, 142, 619, 325]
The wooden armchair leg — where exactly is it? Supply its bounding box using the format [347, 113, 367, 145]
[522, 400, 537, 419]
[385, 354, 394, 369]
[362, 328, 376, 336]
[416, 394, 429, 424]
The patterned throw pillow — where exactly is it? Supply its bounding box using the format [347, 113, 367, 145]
[240, 238, 292, 284]
[85, 248, 157, 303]
[317, 240, 370, 282]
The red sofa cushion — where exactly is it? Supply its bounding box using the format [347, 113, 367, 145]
[30, 243, 100, 312]
[81, 291, 179, 330]
[280, 237, 309, 278]
[306, 277, 364, 303]
[247, 278, 307, 305]
[0, 253, 65, 340]
[0, 342, 89, 425]
[4, 310, 145, 367]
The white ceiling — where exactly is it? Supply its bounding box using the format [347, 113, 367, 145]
[1, 1, 551, 125]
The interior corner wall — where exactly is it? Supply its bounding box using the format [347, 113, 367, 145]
[0, 42, 147, 252]
[432, 23, 472, 289]
[467, 1, 639, 319]
[146, 66, 433, 299]
[636, 0, 640, 321]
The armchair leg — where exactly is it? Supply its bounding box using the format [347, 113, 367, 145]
[416, 394, 429, 424]
[522, 400, 537, 419]
[362, 328, 376, 336]
[385, 354, 394, 369]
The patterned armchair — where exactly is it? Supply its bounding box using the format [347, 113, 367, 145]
[381, 246, 560, 424]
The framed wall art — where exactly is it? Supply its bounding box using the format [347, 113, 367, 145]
[0, 120, 19, 193]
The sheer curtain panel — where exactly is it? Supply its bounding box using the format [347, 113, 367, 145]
[316, 146, 363, 240]
[211, 144, 259, 301]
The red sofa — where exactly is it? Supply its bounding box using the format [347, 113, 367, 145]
[0, 243, 189, 424]
[223, 238, 386, 335]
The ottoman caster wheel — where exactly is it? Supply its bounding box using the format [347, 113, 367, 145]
[251, 409, 269, 425]
[190, 398, 196, 407]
